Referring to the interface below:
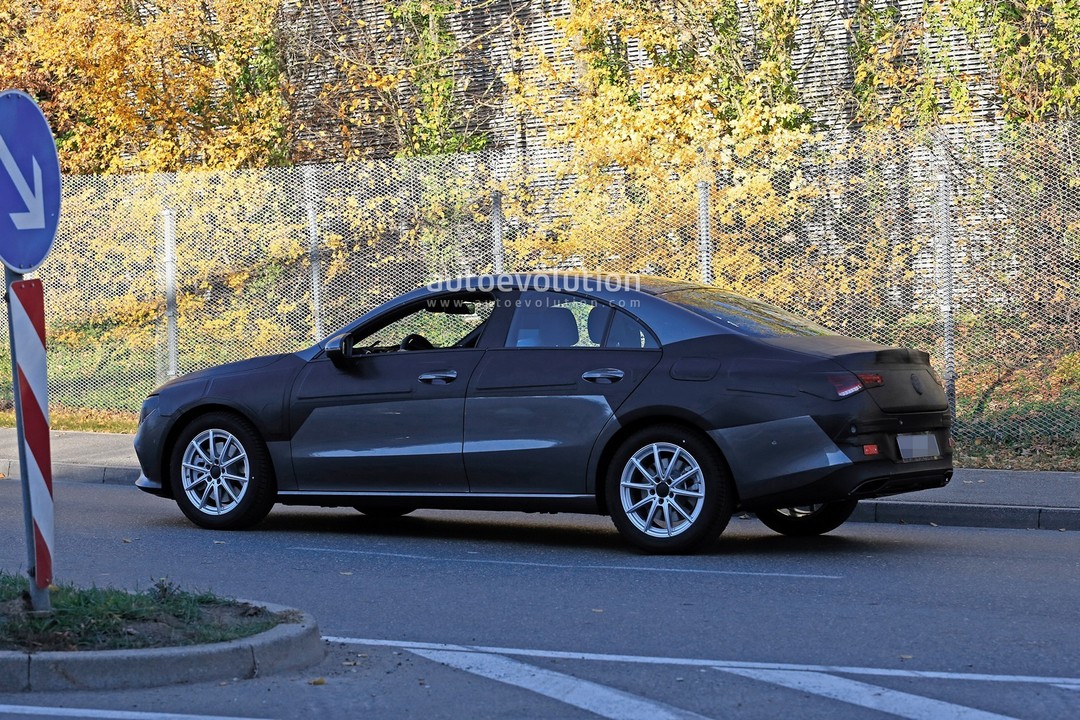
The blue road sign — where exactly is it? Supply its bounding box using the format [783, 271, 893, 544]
[0, 90, 61, 273]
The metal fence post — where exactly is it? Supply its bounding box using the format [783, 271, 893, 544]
[492, 190, 504, 273]
[697, 180, 713, 285]
[303, 166, 324, 342]
[935, 132, 957, 417]
[162, 209, 178, 380]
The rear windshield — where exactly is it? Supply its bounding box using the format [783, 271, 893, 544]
[663, 288, 833, 338]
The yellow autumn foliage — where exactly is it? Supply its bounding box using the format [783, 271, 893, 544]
[0, 0, 288, 174]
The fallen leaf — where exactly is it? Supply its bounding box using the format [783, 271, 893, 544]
[122, 538, 133, 543]
[900, 655, 913, 661]
[309, 677, 326, 686]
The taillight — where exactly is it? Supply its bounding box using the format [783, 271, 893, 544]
[827, 372, 885, 398]
[827, 374, 864, 397]
[856, 372, 884, 388]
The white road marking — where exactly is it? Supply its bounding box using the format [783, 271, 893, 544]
[290, 547, 842, 579]
[324, 637, 1080, 686]
[718, 668, 1019, 720]
[411, 649, 713, 720]
[0, 707, 270, 720]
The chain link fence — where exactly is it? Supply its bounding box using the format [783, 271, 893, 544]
[2, 123, 1077, 455]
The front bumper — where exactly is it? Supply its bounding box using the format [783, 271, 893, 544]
[133, 396, 173, 498]
[135, 472, 168, 496]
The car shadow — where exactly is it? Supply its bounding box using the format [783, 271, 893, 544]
[256, 509, 625, 552]
[250, 508, 898, 557]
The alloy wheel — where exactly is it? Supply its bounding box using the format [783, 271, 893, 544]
[619, 442, 706, 538]
[180, 428, 250, 516]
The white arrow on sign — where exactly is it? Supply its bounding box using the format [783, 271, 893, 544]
[0, 134, 46, 231]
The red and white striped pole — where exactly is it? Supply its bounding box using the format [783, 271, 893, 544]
[7, 273, 53, 611]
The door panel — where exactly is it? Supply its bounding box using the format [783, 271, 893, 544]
[290, 350, 484, 492]
[464, 348, 660, 493]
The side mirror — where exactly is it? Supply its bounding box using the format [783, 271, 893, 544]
[325, 335, 354, 369]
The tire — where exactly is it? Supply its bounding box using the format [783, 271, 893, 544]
[605, 425, 734, 554]
[755, 500, 858, 537]
[354, 505, 416, 518]
[169, 412, 276, 530]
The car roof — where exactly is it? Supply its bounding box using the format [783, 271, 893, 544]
[312, 272, 725, 355]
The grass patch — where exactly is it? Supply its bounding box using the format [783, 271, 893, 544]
[0, 573, 286, 652]
[954, 438, 1080, 472]
[0, 406, 138, 434]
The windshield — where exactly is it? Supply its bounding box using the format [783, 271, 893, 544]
[663, 288, 833, 338]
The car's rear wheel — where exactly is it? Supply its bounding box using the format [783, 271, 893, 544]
[755, 500, 858, 536]
[605, 426, 734, 554]
[169, 412, 276, 530]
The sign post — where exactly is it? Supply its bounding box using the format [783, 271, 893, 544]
[0, 90, 61, 612]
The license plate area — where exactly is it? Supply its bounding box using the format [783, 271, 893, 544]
[896, 432, 941, 462]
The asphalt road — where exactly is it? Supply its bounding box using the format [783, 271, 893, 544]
[1, 480, 1078, 720]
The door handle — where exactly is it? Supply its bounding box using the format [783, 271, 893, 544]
[582, 368, 625, 384]
[418, 370, 458, 385]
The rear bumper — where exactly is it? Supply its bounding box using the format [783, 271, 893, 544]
[709, 415, 952, 511]
[739, 457, 952, 511]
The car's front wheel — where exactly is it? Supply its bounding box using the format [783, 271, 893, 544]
[755, 500, 858, 536]
[169, 412, 276, 530]
[605, 426, 734, 554]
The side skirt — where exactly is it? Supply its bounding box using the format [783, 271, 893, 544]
[275, 492, 601, 514]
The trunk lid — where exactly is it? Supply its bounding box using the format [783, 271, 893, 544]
[763, 336, 949, 412]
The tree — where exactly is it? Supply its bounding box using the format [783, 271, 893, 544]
[0, 0, 289, 174]
[847, 0, 1080, 127]
[502, 0, 819, 284]
[280, 0, 522, 160]
[985, 0, 1080, 121]
[509, 0, 811, 178]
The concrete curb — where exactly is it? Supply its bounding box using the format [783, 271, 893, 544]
[0, 602, 325, 692]
[0, 460, 139, 486]
[856, 500, 1080, 531]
